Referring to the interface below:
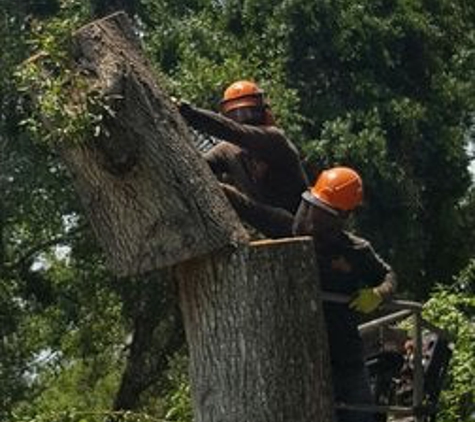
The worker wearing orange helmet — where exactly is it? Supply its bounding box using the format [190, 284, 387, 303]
[223, 166, 397, 420]
[176, 80, 308, 231]
[293, 166, 397, 422]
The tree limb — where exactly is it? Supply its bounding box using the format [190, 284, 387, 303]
[4, 223, 87, 272]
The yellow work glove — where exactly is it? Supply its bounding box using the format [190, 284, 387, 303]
[349, 288, 383, 314]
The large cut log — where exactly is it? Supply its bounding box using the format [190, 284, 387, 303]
[177, 237, 335, 422]
[61, 12, 247, 276]
[52, 12, 335, 422]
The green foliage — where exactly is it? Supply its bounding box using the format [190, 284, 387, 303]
[12, 353, 191, 422]
[423, 261, 475, 421]
[12, 410, 166, 422]
[22, 360, 122, 415]
[0, 277, 32, 416]
[277, 0, 475, 296]
[163, 355, 191, 422]
[141, 0, 305, 144]
[7, 242, 127, 418]
[15, 0, 106, 146]
[1, 2, 85, 416]
[1, 0, 475, 420]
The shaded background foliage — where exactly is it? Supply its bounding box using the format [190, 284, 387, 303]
[0, 0, 474, 420]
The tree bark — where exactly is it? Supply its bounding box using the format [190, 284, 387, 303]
[63, 12, 247, 277]
[60, 13, 335, 422]
[177, 237, 335, 422]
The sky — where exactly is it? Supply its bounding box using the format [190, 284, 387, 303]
[469, 141, 475, 182]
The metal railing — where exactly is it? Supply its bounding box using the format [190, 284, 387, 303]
[321, 292, 435, 422]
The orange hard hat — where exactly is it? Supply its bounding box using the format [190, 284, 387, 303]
[220, 80, 265, 114]
[302, 167, 363, 214]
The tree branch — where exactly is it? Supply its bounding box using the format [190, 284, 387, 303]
[4, 223, 87, 271]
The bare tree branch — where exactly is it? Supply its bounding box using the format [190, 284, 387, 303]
[4, 223, 87, 271]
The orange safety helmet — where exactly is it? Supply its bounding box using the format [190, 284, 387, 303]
[302, 167, 363, 214]
[220, 80, 265, 114]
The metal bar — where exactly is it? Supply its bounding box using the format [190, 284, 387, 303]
[358, 309, 413, 334]
[413, 311, 425, 422]
[323, 291, 430, 420]
[334, 402, 416, 416]
[387, 299, 423, 312]
[321, 291, 422, 312]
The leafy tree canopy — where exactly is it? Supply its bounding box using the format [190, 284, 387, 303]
[0, 0, 474, 420]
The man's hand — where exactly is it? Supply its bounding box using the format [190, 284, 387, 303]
[170, 96, 191, 113]
[349, 288, 382, 313]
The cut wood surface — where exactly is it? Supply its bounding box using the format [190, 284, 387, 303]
[60, 12, 247, 276]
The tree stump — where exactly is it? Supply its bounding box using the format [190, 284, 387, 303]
[63, 12, 247, 277]
[178, 237, 335, 422]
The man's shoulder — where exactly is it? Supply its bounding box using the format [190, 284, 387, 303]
[342, 232, 393, 276]
[341, 231, 371, 251]
[260, 124, 284, 134]
[245, 124, 284, 138]
[258, 125, 300, 154]
[263, 125, 290, 141]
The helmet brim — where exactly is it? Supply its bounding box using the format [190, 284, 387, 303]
[302, 190, 340, 216]
[220, 95, 264, 114]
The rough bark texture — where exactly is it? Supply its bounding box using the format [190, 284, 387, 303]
[62, 12, 247, 276]
[177, 237, 335, 422]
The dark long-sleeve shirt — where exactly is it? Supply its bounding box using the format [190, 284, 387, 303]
[314, 231, 397, 365]
[179, 104, 308, 214]
[220, 183, 295, 238]
[219, 193, 397, 365]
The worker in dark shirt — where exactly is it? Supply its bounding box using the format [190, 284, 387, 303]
[176, 80, 308, 225]
[293, 166, 397, 422]
[224, 166, 397, 421]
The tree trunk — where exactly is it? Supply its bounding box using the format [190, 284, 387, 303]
[177, 237, 335, 422]
[64, 12, 247, 277]
[59, 13, 335, 421]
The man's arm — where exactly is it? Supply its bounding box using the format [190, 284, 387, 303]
[347, 235, 398, 315]
[374, 270, 397, 300]
[358, 240, 397, 299]
[204, 143, 263, 200]
[179, 103, 289, 157]
[204, 143, 229, 175]
[220, 183, 294, 238]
